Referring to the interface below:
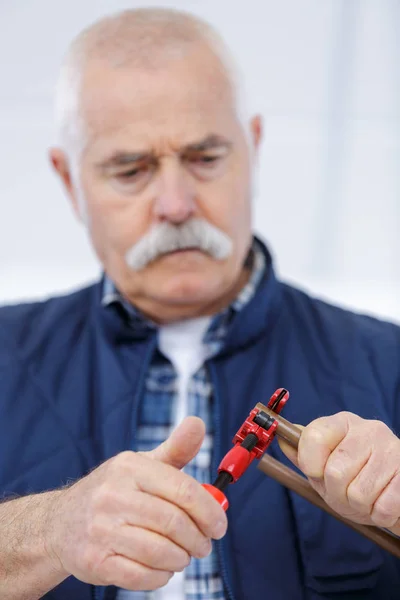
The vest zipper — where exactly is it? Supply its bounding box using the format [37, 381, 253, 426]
[91, 335, 158, 600]
[208, 361, 236, 600]
[92, 585, 100, 600]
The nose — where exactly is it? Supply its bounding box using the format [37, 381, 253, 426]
[153, 158, 196, 224]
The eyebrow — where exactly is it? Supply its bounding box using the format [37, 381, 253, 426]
[183, 134, 232, 153]
[98, 152, 153, 169]
[97, 134, 232, 170]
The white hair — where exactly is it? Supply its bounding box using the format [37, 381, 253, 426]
[54, 8, 249, 159]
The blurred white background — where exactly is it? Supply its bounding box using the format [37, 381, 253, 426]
[0, 0, 399, 321]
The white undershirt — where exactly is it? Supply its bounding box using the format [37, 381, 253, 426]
[158, 316, 212, 431]
[116, 316, 211, 600]
[156, 316, 211, 600]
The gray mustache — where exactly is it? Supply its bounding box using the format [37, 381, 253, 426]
[125, 218, 233, 271]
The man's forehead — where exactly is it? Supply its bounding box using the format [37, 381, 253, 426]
[79, 49, 237, 146]
[81, 87, 238, 163]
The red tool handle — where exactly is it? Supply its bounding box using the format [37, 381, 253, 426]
[202, 483, 229, 511]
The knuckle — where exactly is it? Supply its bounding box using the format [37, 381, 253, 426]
[338, 411, 360, 424]
[371, 501, 397, 528]
[164, 509, 186, 538]
[176, 478, 197, 507]
[337, 411, 353, 419]
[370, 419, 390, 435]
[346, 484, 365, 510]
[324, 459, 346, 482]
[306, 421, 325, 438]
[86, 515, 109, 545]
[302, 424, 326, 449]
[112, 450, 136, 473]
[92, 481, 120, 511]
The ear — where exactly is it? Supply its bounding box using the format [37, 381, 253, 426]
[249, 114, 263, 152]
[49, 147, 83, 222]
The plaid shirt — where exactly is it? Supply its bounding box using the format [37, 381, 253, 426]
[103, 241, 266, 600]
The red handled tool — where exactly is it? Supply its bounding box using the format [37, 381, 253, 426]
[203, 388, 289, 510]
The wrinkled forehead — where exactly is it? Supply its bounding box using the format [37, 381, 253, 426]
[78, 47, 241, 156]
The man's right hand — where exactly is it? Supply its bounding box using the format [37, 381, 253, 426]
[46, 416, 228, 591]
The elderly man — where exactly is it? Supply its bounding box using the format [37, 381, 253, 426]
[1, 7, 400, 600]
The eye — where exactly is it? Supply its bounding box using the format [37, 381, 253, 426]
[191, 154, 222, 166]
[111, 164, 155, 193]
[117, 167, 143, 179]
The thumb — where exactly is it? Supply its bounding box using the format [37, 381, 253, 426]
[148, 416, 206, 469]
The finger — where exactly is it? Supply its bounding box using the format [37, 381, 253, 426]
[133, 456, 228, 540]
[322, 435, 373, 506]
[321, 421, 397, 513]
[148, 416, 206, 469]
[100, 555, 173, 590]
[125, 491, 212, 559]
[344, 442, 398, 516]
[371, 471, 400, 528]
[114, 525, 191, 572]
[297, 412, 360, 479]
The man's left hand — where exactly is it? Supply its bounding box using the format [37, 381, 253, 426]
[279, 411, 400, 535]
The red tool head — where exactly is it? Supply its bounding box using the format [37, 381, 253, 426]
[267, 388, 289, 414]
[203, 388, 290, 511]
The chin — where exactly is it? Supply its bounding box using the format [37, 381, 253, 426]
[152, 271, 222, 306]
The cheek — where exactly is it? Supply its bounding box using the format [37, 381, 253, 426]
[222, 179, 253, 264]
[208, 167, 252, 241]
[82, 176, 149, 259]
[230, 160, 253, 237]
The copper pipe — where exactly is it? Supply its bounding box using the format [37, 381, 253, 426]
[254, 402, 400, 559]
[258, 454, 400, 559]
